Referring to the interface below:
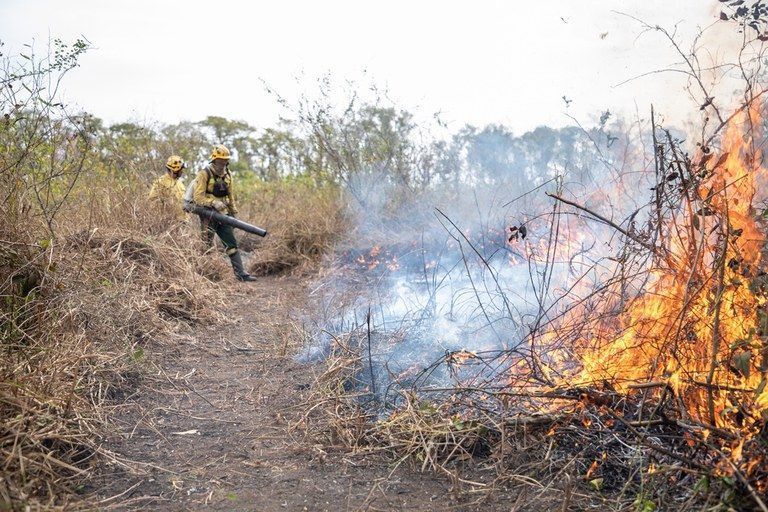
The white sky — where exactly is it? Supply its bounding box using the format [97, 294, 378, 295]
[0, 0, 747, 134]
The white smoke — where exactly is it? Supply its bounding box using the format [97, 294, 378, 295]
[298, 118, 657, 412]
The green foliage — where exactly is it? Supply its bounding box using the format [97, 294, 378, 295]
[633, 497, 656, 512]
[197, 116, 255, 173]
[251, 126, 313, 180]
[719, 1, 768, 40]
[300, 102, 423, 192]
[131, 347, 145, 362]
[693, 475, 710, 494]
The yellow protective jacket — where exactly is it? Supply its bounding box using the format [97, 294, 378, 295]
[148, 173, 186, 221]
[149, 173, 186, 202]
[192, 165, 238, 216]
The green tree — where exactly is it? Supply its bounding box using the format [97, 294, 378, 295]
[197, 116, 256, 174]
[251, 126, 312, 180]
[0, 38, 92, 233]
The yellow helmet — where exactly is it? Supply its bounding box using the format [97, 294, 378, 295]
[210, 144, 231, 161]
[165, 155, 186, 172]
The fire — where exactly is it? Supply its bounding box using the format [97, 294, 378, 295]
[387, 255, 400, 272]
[351, 244, 405, 272]
[569, 107, 768, 432]
[446, 349, 478, 367]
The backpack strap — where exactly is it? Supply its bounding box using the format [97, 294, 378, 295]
[205, 164, 230, 182]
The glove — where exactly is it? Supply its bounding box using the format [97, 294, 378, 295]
[211, 199, 227, 211]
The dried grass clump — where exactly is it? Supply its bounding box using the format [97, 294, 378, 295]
[194, 252, 231, 282]
[298, 334, 374, 448]
[299, 328, 766, 510]
[239, 178, 349, 275]
[0, 204, 226, 508]
[299, 333, 496, 469]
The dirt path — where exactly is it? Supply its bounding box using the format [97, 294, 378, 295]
[92, 275, 512, 511]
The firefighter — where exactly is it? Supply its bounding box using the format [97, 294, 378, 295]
[193, 144, 256, 282]
[149, 155, 187, 220]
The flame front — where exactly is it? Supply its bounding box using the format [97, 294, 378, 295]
[572, 108, 768, 432]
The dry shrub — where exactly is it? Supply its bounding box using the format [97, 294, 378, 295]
[298, 338, 574, 506]
[238, 178, 349, 275]
[0, 194, 227, 509]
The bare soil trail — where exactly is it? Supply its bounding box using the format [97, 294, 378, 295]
[92, 275, 515, 511]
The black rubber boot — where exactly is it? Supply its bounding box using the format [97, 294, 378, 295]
[229, 252, 256, 282]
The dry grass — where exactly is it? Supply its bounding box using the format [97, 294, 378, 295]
[0, 195, 228, 509]
[297, 324, 766, 511]
[296, 332, 569, 506]
[0, 145, 349, 509]
[238, 178, 349, 275]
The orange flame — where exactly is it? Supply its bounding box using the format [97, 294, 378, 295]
[570, 107, 768, 432]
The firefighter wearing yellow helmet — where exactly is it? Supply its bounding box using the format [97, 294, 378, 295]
[149, 155, 187, 219]
[192, 144, 256, 282]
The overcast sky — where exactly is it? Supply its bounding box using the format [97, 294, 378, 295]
[0, 1, 746, 134]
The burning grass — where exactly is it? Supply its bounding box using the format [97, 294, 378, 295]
[300, 108, 768, 510]
[301, 334, 767, 510]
